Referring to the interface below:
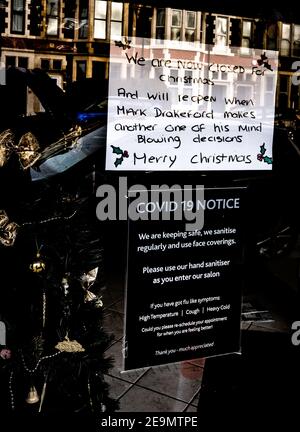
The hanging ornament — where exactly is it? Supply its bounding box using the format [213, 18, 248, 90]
[15, 131, 41, 170]
[0, 210, 19, 247]
[80, 267, 98, 289]
[25, 385, 39, 404]
[29, 252, 46, 273]
[55, 335, 85, 353]
[84, 290, 97, 302]
[80, 268, 102, 304]
[61, 276, 69, 296]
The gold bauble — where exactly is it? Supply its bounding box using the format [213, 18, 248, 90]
[26, 385, 40, 404]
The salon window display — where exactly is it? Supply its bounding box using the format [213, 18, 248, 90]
[0, 66, 116, 414]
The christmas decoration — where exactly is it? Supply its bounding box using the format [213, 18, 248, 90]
[0, 67, 117, 417]
[111, 145, 129, 167]
[0, 161, 117, 417]
[257, 143, 273, 164]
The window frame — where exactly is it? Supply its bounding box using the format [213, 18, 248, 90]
[214, 16, 229, 47]
[94, 1, 123, 41]
[11, 0, 25, 35]
[46, 0, 60, 37]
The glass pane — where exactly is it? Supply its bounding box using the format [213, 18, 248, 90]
[12, 14, 23, 32]
[280, 39, 290, 56]
[216, 17, 227, 36]
[187, 11, 196, 28]
[18, 57, 28, 68]
[293, 40, 300, 57]
[243, 21, 251, 37]
[79, 21, 88, 38]
[156, 27, 164, 40]
[279, 76, 288, 92]
[171, 28, 181, 41]
[47, 17, 58, 35]
[111, 2, 123, 21]
[77, 61, 86, 80]
[294, 25, 300, 42]
[156, 9, 165, 27]
[80, 0, 88, 18]
[216, 34, 226, 46]
[94, 19, 106, 38]
[13, 0, 24, 12]
[95, 0, 107, 20]
[185, 29, 195, 42]
[171, 10, 182, 27]
[282, 23, 291, 39]
[111, 21, 122, 38]
[242, 38, 250, 48]
[47, 0, 59, 16]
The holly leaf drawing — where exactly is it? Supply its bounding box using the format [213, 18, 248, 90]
[111, 145, 124, 155]
[260, 144, 266, 155]
[114, 156, 124, 167]
[263, 156, 273, 164]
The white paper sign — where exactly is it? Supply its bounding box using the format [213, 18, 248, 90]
[106, 38, 278, 171]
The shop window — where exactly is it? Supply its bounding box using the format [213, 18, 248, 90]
[79, 0, 88, 39]
[18, 57, 28, 68]
[76, 60, 86, 80]
[156, 8, 165, 40]
[92, 61, 106, 80]
[53, 59, 62, 70]
[46, 0, 59, 36]
[215, 16, 228, 47]
[41, 59, 50, 70]
[6, 56, 16, 68]
[11, 0, 25, 34]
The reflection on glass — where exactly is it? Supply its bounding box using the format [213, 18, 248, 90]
[171, 28, 181, 40]
[280, 39, 290, 56]
[156, 8, 165, 27]
[111, 21, 122, 39]
[95, 0, 107, 19]
[215, 17, 227, 46]
[47, 18, 58, 35]
[47, 0, 58, 15]
[171, 10, 182, 27]
[94, 20, 106, 39]
[243, 21, 251, 37]
[187, 11, 195, 29]
[111, 2, 123, 21]
[282, 23, 291, 40]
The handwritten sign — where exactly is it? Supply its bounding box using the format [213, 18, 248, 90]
[106, 38, 278, 171]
